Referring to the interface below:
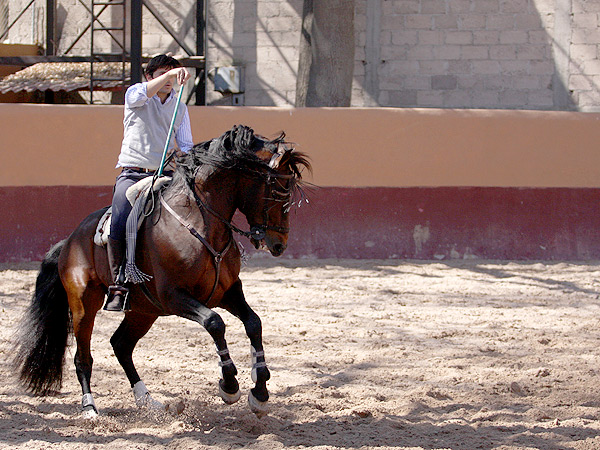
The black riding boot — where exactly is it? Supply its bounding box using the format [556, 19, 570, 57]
[104, 237, 130, 312]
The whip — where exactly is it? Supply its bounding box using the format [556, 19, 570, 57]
[157, 85, 185, 176]
[144, 84, 185, 218]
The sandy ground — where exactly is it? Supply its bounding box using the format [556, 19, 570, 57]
[1, 258, 600, 450]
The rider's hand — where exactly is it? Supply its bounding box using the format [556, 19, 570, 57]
[167, 67, 191, 86]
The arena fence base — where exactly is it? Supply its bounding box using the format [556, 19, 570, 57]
[2, 186, 599, 262]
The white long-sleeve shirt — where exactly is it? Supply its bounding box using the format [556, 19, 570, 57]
[117, 82, 194, 169]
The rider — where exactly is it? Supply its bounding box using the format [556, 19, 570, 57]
[104, 54, 193, 312]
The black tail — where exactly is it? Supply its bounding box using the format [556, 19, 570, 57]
[13, 240, 72, 396]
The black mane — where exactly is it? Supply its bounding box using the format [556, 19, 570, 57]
[174, 124, 311, 187]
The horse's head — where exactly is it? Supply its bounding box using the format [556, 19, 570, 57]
[176, 125, 311, 257]
[237, 129, 311, 257]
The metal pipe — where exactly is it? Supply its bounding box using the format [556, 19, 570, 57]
[130, 0, 142, 84]
[0, 0, 35, 41]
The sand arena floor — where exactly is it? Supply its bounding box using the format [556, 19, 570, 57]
[1, 258, 600, 450]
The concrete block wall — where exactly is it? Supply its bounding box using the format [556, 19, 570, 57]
[205, 0, 302, 106]
[4, 0, 600, 111]
[6, 0, 196, 58]
[353, 0, 600, 111]
[570, 0, 600, 111]
[4, 0, 43, 46]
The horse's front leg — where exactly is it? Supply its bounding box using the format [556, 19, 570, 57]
[221, 280, 270, 418]
[167, 289, 241, 405]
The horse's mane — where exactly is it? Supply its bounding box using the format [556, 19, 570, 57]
[173, 125, 311, 188]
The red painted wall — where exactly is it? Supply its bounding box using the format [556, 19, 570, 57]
[2, 186, 599, 261]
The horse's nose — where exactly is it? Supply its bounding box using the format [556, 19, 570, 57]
[272, 242, 286, 256]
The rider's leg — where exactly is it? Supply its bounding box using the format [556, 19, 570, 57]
[104, 169, 143, 312]
[104, 237, 129, 311]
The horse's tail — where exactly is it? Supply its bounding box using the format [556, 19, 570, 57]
[13, 240, 72, 396]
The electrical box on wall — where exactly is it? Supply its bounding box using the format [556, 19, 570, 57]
[212, 66, 243, 94]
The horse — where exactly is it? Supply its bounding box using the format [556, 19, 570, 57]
[13, 124, 311, 419]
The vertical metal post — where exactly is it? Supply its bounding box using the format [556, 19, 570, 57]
[130, 0, 142, 84]
[195, 0, 205, 105]
[45, 0, 54, 55]
[45, 0, 55, 103]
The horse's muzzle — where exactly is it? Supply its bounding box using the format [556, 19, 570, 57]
[270, 242, 286, 257]
[255, 234, 287, 257]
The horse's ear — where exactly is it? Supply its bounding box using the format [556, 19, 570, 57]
[268, 151, 286, 169]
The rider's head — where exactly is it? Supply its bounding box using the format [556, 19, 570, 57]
[143, 54, 181, 80]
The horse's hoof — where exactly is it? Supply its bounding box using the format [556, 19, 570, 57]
[133, 381, 166, 412]
[219, 384, 241, 405]
[248, 391, 269, 418]
[81, 406, 99, 420]
[136, 393, 166, 411]
[146, 397, 166, 412]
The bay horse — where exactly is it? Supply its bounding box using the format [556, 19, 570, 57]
[13, 125, 310, 419]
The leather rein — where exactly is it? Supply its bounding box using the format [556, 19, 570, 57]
[188, 169, 295, 241]
[157, 169, 295, 305]
[159, 195, 232, 304]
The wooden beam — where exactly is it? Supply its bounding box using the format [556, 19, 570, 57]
[0, 55, 205, 67]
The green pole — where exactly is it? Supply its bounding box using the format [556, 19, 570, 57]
[157, 86, 185, 176]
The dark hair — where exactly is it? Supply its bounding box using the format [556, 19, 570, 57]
[144, 54, 181, 78]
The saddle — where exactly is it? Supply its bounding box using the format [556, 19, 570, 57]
[94, 176, 171, 283]
[94, 176, 171, 246]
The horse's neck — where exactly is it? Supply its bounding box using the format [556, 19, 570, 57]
[180, 176, 237, 242]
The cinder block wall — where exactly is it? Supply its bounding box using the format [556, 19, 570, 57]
[205, 0, 303, 106]
[353, 0, 600, 111]
[5, 0, 600, 111]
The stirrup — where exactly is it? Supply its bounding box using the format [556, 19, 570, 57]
[103, 285, 130, 312]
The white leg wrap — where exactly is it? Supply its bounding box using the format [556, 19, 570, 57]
[133, 381, 166, 411]
[216, 347, 234, 367]
[81, 393, 98, 419]
[251, 346, 267, 383]
[216, 347, 241, 404]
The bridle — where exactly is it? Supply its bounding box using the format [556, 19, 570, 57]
[188, 167, 296, 242]
[155, 165, 294, 305]
[141, 141, 305, 307]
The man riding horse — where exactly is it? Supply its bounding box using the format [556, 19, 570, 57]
[13, 53, 311, 419]
[106, 54, 193, 312]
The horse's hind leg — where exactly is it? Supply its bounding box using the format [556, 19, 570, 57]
[110, 311, 164, 411]
[221, 280, 270, 417]
[66, 281, 105, 419]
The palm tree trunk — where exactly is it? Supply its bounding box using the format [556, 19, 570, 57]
[295, 0, 355, 107]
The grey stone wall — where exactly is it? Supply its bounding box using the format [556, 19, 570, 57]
[353, 0, 597, 111]
[3, 0, 600, 111]
[205, 0, 302, 106]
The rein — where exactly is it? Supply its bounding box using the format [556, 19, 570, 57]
[159, 194, 233, 303]
[187, 171, 294, 242]
[145, 163, 294, 306]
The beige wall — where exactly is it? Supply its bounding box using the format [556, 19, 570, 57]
[1, 103, 600, 188]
